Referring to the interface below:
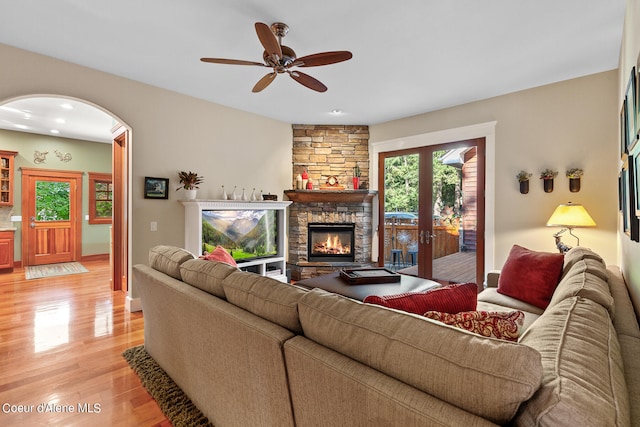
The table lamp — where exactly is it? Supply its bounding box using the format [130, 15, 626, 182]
[546, 202, 596, 253]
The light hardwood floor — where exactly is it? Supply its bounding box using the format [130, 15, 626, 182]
[0, 260, 171, 427]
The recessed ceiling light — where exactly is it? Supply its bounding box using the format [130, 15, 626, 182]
[55, 118, 66, 124]
[14, 124, 28, 129]
[330, 109, 343, 115]
[50, 129, 60, 134]
[60, 103, 73, 110]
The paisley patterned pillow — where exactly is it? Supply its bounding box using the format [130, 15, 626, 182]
[424, 310, 525, 342]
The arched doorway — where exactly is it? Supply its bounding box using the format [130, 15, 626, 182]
[0, 94, 131, 293]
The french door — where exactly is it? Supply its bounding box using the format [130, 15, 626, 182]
[378, 139, 485, 287]
[21, 169, 83, 266]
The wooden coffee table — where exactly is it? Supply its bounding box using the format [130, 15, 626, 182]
[296, 271, 440, 301]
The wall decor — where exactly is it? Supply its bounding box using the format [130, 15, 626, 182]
[54, 149, 72, 162]
[540, 169, 558, 193]
[621, 100, 628, 158]
[566, 168, 583, 193]
[621, 163, 630, 235]
[33, 150, 48, 164]
[516, 171, 532, 194]
[628, 153, 640, 242]
[626, 67, 638, 153]
[144, 177, 169, 199]
[635, 152, 640, 216]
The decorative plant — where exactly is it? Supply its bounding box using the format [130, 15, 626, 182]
[176, 171, 203, 191]
[516, 171, 532, 182]
[566, 168, 584, 179]
[540, 169, 558, 180]
[353, 164, 361, 177]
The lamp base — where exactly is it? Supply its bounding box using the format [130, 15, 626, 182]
[553, 230, 572, 254]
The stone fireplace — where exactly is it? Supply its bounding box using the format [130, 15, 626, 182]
[285, 190, 376, 280]
[287, 124, 374, 280]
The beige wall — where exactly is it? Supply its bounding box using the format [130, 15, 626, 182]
[0, 43, 292, 298]
[371, 71, 619, 272]
[0, 129, 112, 257]
[619, 0, 640, 315]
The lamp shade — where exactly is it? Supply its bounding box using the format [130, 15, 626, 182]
[546, 203, 596, 227]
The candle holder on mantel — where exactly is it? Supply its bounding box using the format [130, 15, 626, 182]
[353, 164, 362, 190]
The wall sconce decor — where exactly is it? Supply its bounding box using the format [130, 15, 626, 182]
[540, 169, 558, 193]
[566, 168, 583, 192]
[546, 202, 596, 253]
[516, 171, 532, 194]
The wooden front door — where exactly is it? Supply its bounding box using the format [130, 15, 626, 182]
[21, 169, 83, 266]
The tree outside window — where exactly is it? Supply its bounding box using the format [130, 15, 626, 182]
[88, 172, 112, 224]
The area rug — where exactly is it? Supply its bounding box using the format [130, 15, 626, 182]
[122, 345, 213, 427]
[25, 262, 89, 280]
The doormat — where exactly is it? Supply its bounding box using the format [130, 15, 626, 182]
[25, 262, 89, 280]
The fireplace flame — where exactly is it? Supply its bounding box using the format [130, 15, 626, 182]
[313, 233, 351, 255]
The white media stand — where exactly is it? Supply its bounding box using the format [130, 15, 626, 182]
[180, 199, 292, 282]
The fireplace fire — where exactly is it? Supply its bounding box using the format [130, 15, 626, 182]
[308, 223, 355, 262]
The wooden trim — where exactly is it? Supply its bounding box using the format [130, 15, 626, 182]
[112, 127, 128, 292]
[81, 253, 109, 262]
[284, 190, 377, 203]
[88, 172, 113, 225]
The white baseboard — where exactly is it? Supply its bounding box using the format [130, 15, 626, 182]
[126, 296, 142, 312]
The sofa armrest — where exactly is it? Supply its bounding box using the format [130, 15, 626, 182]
[486, 270, 501, 288]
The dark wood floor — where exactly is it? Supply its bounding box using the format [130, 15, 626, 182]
[0, 260, 170, 427]
[397, 251, 477, 284]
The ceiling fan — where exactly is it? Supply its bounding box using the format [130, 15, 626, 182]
[201, 22, 352, 93]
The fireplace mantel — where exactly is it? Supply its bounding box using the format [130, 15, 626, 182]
[284, 190, 377, 204]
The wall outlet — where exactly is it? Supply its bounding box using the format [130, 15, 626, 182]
[150, 221, 157, 232]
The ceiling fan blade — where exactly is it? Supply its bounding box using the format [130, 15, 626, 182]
[290, 51, 353, 67]
[252, 72, 277, 93]
[255, 22, 282, 61]
[288, 71, 327, 93]
[201, 57, 266, 66]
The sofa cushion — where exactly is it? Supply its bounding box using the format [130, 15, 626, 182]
[497, 245, 564, 310]
[222, 271, 307, 334]
[547, 268, 614, 317]
[202, 245, 237, 267]
[424, 310, 525, 342]
[179, 258, 237, 298]
[363, 282, 477, 315]
[299, 289, 543, 425]
[618, 334, 640, 426]
[148, 245, 195, 280]
[478, 287, 545, 315]
[562, 246, 604, 274]
[516, 297, 630, 427]
[607, 266, 640, 338]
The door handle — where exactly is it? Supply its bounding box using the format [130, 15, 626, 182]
[30, 222, 35, 228]
[30, 216, 35, 221]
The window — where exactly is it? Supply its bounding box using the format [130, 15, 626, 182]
[88, 172, 112, 224]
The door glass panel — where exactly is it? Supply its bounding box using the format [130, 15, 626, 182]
[431, 148, 477, 283]
[383, 153, 419, 272]
[35, 181, 70, 221]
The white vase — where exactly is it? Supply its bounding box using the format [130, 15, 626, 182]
[183, 189, 197, 200]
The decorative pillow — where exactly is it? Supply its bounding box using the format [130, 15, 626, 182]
[497, 245, 564, 310]
[424, 310, 525, 342]
[201, 245, 238, 267]
[363, 283, 477, 315]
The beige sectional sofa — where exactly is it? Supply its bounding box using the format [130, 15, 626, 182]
[133, 245, 640, 426]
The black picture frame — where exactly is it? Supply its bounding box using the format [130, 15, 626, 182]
[628, 153, 640, 242]
[621, 166, 629, 234]
[635, 152, 640, 217]
[621, 100, 628, 158]
[144, 177, 169, 199]
[626, 67, 638, 153]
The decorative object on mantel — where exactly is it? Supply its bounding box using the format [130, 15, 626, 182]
[295, 173, 303, 189]
[33, 150, 48, 164]
[262, 193, 278, 201]
[54, 149, 72, 162]
[353, 164, 361, 190]
[221, 185, 228, 200]
[251, 188, 258, 201]
[177, 171, 203, 200]
[516, 171, 532, 194]
[540, 169, 558, 193]
[566, 168, 583, 192]
[320, 175, 344, 190]
[301, 170, 309, 190]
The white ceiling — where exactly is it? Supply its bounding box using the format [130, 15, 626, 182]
[0, 0, 627, 143]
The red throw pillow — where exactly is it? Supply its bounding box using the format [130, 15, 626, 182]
[363, 283, 477, 315]
[497, 245, 564, 310]
[424, 310, 525, 342]
[202, 245, 238, 267]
